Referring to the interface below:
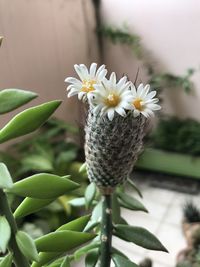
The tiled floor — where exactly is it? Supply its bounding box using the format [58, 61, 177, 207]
[116, 178, 198, 267]
[75, 177, 199, 267]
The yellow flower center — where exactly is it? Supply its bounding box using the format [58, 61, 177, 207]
[81, 80, 96, 93]
[104, 93, 120, 107]
[133, 98, 144, 111]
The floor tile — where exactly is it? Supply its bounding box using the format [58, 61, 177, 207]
[121, 208, 160, 233]
[146, 223, 187, 266]
[112, 235, 147, 256]
[142, 199, 168, 221]
[142, 187, 176, 206]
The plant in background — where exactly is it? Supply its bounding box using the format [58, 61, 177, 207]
[176, 202, 200, 267]
[0, 39, 96, 267]
[150, 117, 200, 156]
[99, 25, 142, 57]
[65, 62, 167, 267]
[183, 201, 200, 224]
[0, 117, 88, 234]
[100, 25, 195, 96]
[139, 258, 152, 267]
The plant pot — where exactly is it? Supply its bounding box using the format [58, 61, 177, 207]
[136, 148, 200, 179]
[182, 221, 200, 248]
[176, 247, 191, 263]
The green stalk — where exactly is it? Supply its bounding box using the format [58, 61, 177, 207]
[100, 194, 112, 267]
[0, 189, 30, 267]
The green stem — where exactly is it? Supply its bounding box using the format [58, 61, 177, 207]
[100, 194, 112, 267]
[0, 189, 30, 267]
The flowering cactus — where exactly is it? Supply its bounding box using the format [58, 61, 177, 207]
[66, 63, 161, 194]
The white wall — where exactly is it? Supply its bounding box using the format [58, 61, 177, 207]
[0, 0, 99, 130]
[101, 0, 200, 120]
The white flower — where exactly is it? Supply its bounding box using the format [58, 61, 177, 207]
[131, 83, 161, 118]
[88, 72, 133, 121]
[65, 63, 107, 101]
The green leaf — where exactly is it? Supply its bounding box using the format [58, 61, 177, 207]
[112, 193, 121, 224]
[83, 221, 100, 232]
[117, 217, 128, 225]
[16, 231, 39, 262]
[31, 215, 91, 267]
[117, 192, 148, 213]
[85, 183, 96, 209]
[35, 230, 96, 252]
[74, 241, 100, 260]
[115, 224, 168, 252]
[0, 216, 11, 253]
[8, 173, 79, 198]
[111, 247, 128, 259]
[112, 253, 139, 267]
[68, 197, 85, 207]
[56, 151, 77, 165]
[85, 249, 99, 267]
[31, 252, 61, 267]
[14, 198, 55, 218]
[0, 163, 13, 189]
[57, 214, 91, 232]
[0, 89, 37, 114]
[91, 200, 102, 222]
[21, 155, 53, 172]
[79, 162, 87, 173]
[0, 100, 62, 144]
[127, 179, 143, 198]
[61, 256, 71, 267]
[0, 253, 13, 267]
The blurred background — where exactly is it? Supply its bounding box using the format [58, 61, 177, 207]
[1, 1, 200, 267]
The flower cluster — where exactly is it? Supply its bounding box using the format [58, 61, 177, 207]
[65, 63, 161, 120]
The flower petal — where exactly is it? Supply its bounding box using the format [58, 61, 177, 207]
[74, 65, 85, 81]
[96, 64, 106, 76]
[137, 83, 144, 97]
[146, 91, 157, 100]
[110, 72, 117, 85]
[133, 109, 140, 117]
[147, 104, 161, 110]
[140, 84, 150, 98]
[130, 84, 137, 96]
[78, 91, 86, 100]
[68, 90, 79, 97]
[117, 76, 127, 88]
[89, 63, 97, 77]
[65, 77, 82, 86]
[97, 69, 107, 81]
[79, 64, 89, 79]
[107, 109, 115, 121]
[115, 107, 126, 117]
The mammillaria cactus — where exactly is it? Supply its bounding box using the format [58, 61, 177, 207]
[66, 63, 161, 194]
[65, 63, 163, 267]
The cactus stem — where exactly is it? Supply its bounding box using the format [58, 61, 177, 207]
[100, 194, 112, 267]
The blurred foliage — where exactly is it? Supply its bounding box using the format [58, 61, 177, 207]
[149, 68, 195, 94]
[192, 228, 200, 249]
[150, 117, 200, 156]
[100, 25, 195, 95]
[176, 202, 200, 267]
[99, 25, 142, 57]
[0, 118, 88, 237]
[139, 258, 152, 267]
[176, 247, 200, 267]
[0, 117, 82, 178]
[183, 201, 200, 225]
[183, 201, 200, 224]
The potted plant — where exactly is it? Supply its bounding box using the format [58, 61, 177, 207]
[136, 117, 200, 180]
